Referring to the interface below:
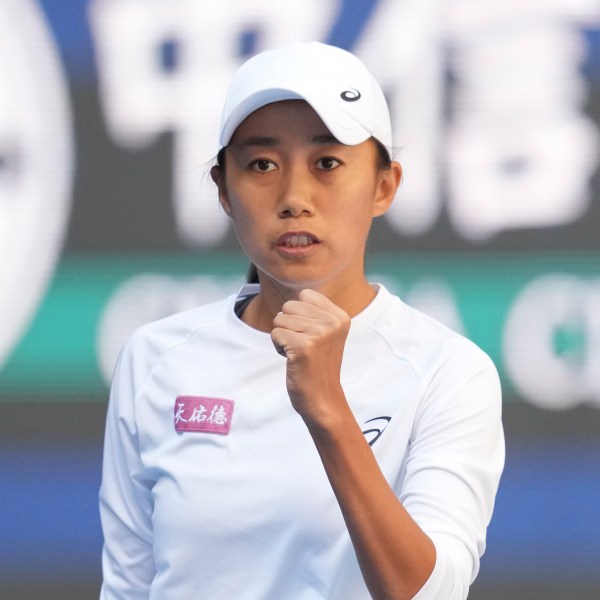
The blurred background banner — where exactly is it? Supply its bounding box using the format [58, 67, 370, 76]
[1, 1, 599, 598]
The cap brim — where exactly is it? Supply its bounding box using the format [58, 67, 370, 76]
[219, 87, 372, 148]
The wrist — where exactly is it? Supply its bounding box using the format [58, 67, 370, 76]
[296, 390, 354, 437]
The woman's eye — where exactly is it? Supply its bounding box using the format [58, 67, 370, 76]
[250, 159, 277, 172]
[316, 157, 340, 170]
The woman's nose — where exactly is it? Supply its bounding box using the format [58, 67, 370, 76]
[277, 165, 315, 218]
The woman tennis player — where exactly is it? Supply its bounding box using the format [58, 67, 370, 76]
[99, 41, 504, 599]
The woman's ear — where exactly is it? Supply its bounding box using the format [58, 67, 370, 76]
[373, 161, 402, 217]
[211, 165, 231, 216]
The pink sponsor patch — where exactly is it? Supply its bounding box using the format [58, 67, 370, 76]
[174, 396, 234, 435]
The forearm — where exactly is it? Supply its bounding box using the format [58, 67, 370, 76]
[303, 398, 436, 600]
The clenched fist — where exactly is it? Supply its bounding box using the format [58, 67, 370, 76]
[271, 289, 351, 426]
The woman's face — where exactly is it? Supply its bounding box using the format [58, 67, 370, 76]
[213, 100, 400, 295]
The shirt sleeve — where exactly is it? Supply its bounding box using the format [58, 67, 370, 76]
[99, 338, 156, 599]
[403, 353, 505, 600]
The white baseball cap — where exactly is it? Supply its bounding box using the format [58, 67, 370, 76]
[218, 41, 392, 151]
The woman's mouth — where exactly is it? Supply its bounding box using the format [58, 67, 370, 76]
[276, 231, 320, 256]
[277, 232, 320, 248]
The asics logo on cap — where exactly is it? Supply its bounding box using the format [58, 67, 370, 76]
[340, 88, 361, 102]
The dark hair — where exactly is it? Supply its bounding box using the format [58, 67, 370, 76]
[373, 138, 392, 171]
[246, 263, 260, 283]
[216, 147, 226, 169]
[215, 138, 392, 284]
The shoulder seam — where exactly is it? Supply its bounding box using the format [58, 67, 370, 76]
[131, 313, 227, 413]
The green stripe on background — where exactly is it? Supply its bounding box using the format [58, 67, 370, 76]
[1, 250, 599, 401]
[0, 252, 249, 398]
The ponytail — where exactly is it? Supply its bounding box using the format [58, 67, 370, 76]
[246, 263, 259, 283]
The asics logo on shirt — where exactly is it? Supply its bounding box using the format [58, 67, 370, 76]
[362, 416, 391, 446]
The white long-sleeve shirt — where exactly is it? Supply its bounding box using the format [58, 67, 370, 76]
[99, 284, 504, 599]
